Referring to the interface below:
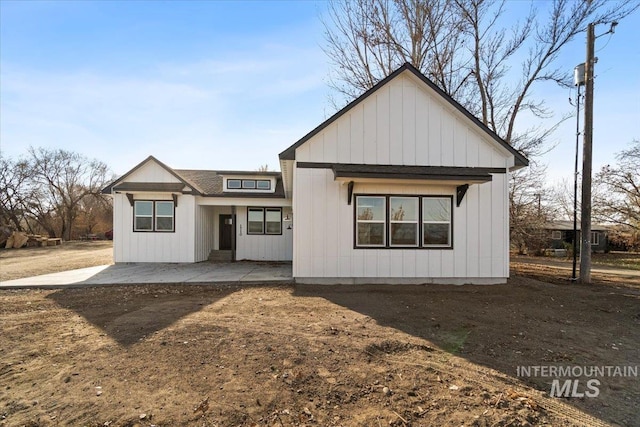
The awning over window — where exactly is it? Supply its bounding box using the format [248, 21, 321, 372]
[111, 182, 188, 192]
[296, 162, 506, 206]
[330, 164, 499, 184]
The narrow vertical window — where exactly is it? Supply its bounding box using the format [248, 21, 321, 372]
[590, 231, 599, 245]
[356, 196, 386, 247]
[265, 208, 282, 234]
[134, 201, 153, 231]
[248, 208, 265, 234]
[422, 197, 452, 247]
[155, 201, 175, 231]
[389, 197, 419, 246]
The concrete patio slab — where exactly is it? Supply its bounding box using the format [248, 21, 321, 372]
[0, 262, 293, 289]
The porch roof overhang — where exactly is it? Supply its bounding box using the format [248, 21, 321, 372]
[111, 182, 196, 194]
[332, 165, 494, 185]
[297, 162, 504, 206]
[298, 162, 500, 183]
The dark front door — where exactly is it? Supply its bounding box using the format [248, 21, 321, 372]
[219, 214, 233, 250]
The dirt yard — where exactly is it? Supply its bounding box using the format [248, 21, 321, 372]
[0, 241, 113, 282]
[1, 247, 639, 426]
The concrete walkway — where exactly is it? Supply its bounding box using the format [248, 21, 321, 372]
[0, 262, 293, 289]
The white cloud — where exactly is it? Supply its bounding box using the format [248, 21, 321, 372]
[0, 45, 328, 175]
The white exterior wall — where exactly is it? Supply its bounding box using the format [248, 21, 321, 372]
[112, 160, 197, 263]
[292, 71, 511, 284]
[295, 73, 510, 168]
[194, 206, 216, 262]
[235, 206, 293, 261]
[113, 192, 196, 263]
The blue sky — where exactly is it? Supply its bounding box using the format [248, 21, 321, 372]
[1, 1, 639, 183]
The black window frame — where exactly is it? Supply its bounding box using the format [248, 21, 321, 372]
[227, 179, 242, 189]
[226, 179, 272, 190]
[247, 207, 282, 235]
[133, 200, 175, 233]
[354, 194, 453, 249]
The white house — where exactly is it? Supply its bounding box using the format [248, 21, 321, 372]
[102, 157, 293, 263]
[104, 63, 527, 284]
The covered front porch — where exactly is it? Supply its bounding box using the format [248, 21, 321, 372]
[195, 202, 293, 263]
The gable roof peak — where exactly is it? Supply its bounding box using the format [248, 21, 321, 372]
[279, 62, 528, 168]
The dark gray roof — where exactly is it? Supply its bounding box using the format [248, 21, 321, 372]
[175, 169, 286, 198]
[297, 162, 504, 182]
[546, 221, 609, 231]
[279, 62, 528, 168]
[101, 155, 285, 198]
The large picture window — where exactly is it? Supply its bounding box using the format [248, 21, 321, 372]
[248, 207, 282, 235]
[355, 195, 453, 249]
[134, 200, 175, 232]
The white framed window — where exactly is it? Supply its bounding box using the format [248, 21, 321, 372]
[155, 201, 175, 231]
[257, 180, 271, 190]
[390, 197, 419, 246]
[422, 197, 452, 247]
[265, 208, 282, 234]
[227, 179, 242, 189]
[134, 201, 153, 231]
[356, 196, 386, 247]
[134, 200, 174, 232]
[247, 207, 282, 235]
[242, 180, 256, 189]
[551, 230, 562, 240]
[248, 208, 265, 234]
[226, 178, 272, 191]
[591, 231, 599, 245]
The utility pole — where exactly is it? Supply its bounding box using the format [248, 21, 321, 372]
[580, 23, 595, 284]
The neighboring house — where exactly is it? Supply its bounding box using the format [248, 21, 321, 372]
[103, 63, 528, 284]
[546, 220, 609, 253]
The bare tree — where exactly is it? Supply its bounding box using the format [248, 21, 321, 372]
[28, 147, 110, 240]
[324, 0, 637, 156]
[509, 163, 553, 254]
[594, 140, 640, 230]
[324, 0, 637, 253]
[549, 177, 581, 221]
[0, 156, 34, 232]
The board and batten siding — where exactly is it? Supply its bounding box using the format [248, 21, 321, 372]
[112, 159, 196, 263]
[292, 71, 511, 284]
[113, 192, 196, 263]
[235, 206, 293, 261]
[295, 74, 511, 169]
[194, 206, 216, 262]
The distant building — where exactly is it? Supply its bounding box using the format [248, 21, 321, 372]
[545, 220, 609, 253]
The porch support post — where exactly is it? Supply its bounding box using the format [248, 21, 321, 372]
[231, 205, 236, 262]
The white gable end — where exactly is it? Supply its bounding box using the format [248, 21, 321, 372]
[296, 71, 509, 169]
[124, 159, 183, 184]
